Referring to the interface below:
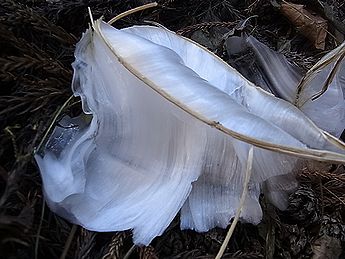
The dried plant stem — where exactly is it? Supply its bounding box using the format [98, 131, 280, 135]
[35, 95, 74, 153]
[311, 51, 345, 101]
[108, 2, 158, 25]
[215, 146, 254, 259]
[323, 185, 345, 206]
[88, 7, 95, 28]
[123, 244, 136, 259]
[4, 126, 19, 159]
[295, 38, 345, 107]
[60, 225, 78, 259]
[177, 21, 237, 35]
[34, 199, 45, 259]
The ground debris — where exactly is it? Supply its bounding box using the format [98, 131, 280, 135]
[312, 235, 342, 259]
[280, 2, 328, 50]
[1, 0, 345, 258]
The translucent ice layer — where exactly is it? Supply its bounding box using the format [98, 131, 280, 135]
[35, 20, 345, 245]
[226, 36, 345, 137]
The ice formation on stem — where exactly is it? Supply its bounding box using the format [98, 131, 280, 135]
[35, 19, 345, 245]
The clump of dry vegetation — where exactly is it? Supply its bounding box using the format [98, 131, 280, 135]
[1, 0, 345, 258]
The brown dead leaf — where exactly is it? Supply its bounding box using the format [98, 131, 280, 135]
[280, 2, 328, 50]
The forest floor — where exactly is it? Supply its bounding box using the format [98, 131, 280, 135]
[1, 0, 345, 258]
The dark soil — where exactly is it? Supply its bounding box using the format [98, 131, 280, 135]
[1, 0, 345, 258]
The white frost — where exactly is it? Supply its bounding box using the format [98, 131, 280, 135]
[35, 21, 345, 245]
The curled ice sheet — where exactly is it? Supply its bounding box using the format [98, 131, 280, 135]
[245, 36, 302, 102]
[296, 42, 345, 137]
[36, 20, 345, 245]
[226, 36, 345, 137]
